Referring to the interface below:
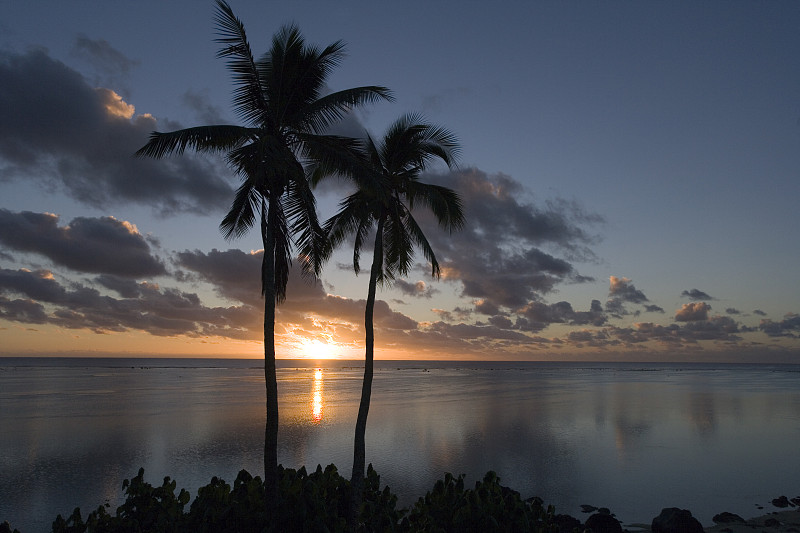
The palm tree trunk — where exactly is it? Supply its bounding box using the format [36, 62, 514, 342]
[261, 197, 279, 505]
[350, 218, 384, 529]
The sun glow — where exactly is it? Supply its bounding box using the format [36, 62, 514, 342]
[300, 339, 337, 359]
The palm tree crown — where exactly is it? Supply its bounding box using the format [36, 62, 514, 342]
[137, 1, 392, 299]
[323, 113, 464, 282]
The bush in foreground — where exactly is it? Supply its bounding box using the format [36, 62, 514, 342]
[41, 465, 561, 533]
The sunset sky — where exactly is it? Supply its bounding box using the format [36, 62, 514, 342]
[1, 1, 798, 362]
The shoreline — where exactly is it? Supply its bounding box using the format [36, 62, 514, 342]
[704, 509, 800, 533]
[623, 508, 800, 533]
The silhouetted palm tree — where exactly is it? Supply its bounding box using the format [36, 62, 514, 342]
[321, 114, 464, 523]
[136, 0, 391, 494]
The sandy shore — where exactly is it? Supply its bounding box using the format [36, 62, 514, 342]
[704, 509, 800, 533]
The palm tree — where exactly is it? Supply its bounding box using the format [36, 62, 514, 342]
[321, 113, 464, 523]
[135, 0, 391, 494]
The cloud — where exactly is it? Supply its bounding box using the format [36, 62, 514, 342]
[605, 276, 652, 317]
[394, 280, 438, 299]
[0, 210, 166, 278]
[0, 267, 258, 339]
[681, 288, 714, 301]
[419, 169, 601, 312]
[181, 89, 228, 124]
[515, 299, 606, 333]
[675, 302, 711, 322]
[759, 313, 800, 338]
[72, 35, 139, 78]
[609, 276, 649, 303]
[753, 309, 767, 316]
[0, 49, 232, 215]
[726, 308, 740, 315]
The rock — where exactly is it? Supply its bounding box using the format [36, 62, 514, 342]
[651, 507, 704, 533]
[764, 517, 781, 528]
[585, 512, 622, 533]
[0, 521, 10, 533]
[791, 496, 800, 507]
[772, 496, 790, 508]
[554, 513, 583, 533]
[713, 512, 746, 524]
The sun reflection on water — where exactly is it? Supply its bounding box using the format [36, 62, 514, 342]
[312, 368, 323, 423]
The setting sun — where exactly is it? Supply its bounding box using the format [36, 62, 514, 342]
[301, 339, 337, 359]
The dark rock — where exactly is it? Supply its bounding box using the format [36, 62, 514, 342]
[0, 521, 10, 533]
[772, 496, 790, 508]
[764, 518, 781, 528]
[791, 496, 800, 507]
[586, 512, 623, 533]
[719, 529, 733, 533]
[651, 507, 704, 533]
[713, 512, 746, 524]
[554, 513, 583, 533]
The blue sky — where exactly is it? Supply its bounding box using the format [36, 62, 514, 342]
[1, 1, 798, 361]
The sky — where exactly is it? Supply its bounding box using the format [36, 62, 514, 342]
[1, 1, 798, 362]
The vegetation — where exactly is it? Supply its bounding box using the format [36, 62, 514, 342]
[135, 0, 390, 494]
[38, 466, 563, 533]
[319, 114, 464, 520]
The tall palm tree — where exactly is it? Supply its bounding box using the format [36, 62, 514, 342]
[321, 114, 464, 523]
[135, 0, 391, 494]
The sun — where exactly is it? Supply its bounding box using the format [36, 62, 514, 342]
[300, 339, 337, 359]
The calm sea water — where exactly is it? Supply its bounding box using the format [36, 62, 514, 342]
[2, 358, 800, 532]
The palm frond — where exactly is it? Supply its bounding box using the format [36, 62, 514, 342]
[220, 180, 261, 240]
[213, 0, 269, 126]
[266, 194, 291, 302]
[404, 210, 441, 278]
[404, 181, 465, 231]
[299, 86, 393, 133]
[286, 170, 325, 278]
[135, 125, 251, 158]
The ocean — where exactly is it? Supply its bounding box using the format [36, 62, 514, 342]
[1, 358, 799, 532]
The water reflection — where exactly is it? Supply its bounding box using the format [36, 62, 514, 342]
[312, 368, 324, 423]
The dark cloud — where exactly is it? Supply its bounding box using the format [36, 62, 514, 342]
[181, 89, 228, 124]
[394, 279, 438, 299]
[608, 315, 741, 347]
[681, 288, 714, 301]
[645, 304, 665, 313]
[0, 267, 258, 338]
[420, 169, 601, 311]
[726, 308, 741, 315]
[176, 248, 419, 337]
[72, 35, 139, 78]
[0, 49, 232, 215]
[753, 309, 767, 316]
[175, 248, 261, 306]
[605, 276, 652, 317]
[515, 299, 606, 333]
[759, 313, 800, 338]
[0, 210, 166, 278]
[609, 276, 649, 303]
[675, 302, 711, 322]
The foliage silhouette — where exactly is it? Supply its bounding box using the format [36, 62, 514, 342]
[46, 467, 565, 533]
[318, 113, 464, 527]
[135, 0, 391, 495]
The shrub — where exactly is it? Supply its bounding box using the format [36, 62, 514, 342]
[44, 466, 566, 533]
